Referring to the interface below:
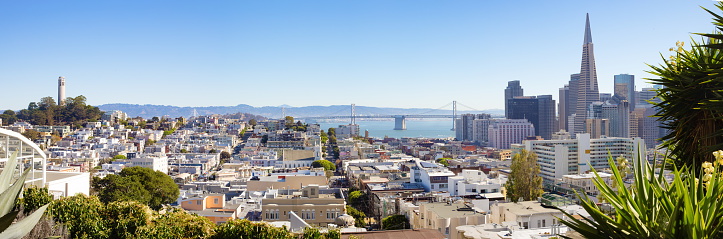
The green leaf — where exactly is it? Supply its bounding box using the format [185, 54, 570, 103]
[0, 204, 49, 239]
[0, 168, 30, 217]
[0, 151, 19, 193]
[0, 210, 19, 232]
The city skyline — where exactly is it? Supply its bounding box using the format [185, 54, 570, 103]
[0, 1, 717, 111]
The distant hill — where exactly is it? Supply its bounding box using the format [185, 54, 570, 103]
[97, 103, 504, 119]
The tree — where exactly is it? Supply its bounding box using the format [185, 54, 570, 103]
[220, 151, 231, 161]
[248, 119, 257, 127]
[648, 6, 723, 171]
[285, 116, 294, 129]
[0, 110, 18, 125]
[312, 160, 336, 171]
[113, 154, 127, 160]
[21, 129, 40, 141]
[320, 131, 328, 144]
[382, 215, 410, 230]
[346, 206, 366, 228]
[261, 135, 268, 144]
[504, 149, 542, 201]
[347, 191, 364, 208]
[180, 149, 188, 153]
[436, 158, 450, 167]
[209, 149, 218, 154]
[92, 166, 179, 210]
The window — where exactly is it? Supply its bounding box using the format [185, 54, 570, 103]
[312, 210, 315, 219]
[214, 198, 219, 204]
[431, 184, 435, 189]
[537, 220, 541, 228]
[197, 200, 202, 205]
[542, 219, 546, 227]
[275, 210, 279, 219]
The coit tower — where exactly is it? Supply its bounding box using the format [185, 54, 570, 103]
[58, 76, 66, 106]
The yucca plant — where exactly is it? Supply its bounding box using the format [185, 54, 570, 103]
[0, 151, 50, 239]
[648, 3, 723, 172]
[557, 149, 723, 239]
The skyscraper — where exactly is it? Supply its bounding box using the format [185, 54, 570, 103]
[58, 76, 66, 106]
[558, 85, 569, 132]
[574, 14, 600, 135]
[614, 74, 635, 111]
[507, 95, 555, 140]
[504, 80, 523, 118]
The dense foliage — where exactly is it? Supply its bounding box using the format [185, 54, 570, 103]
[0, 152, 49, 239]
[381, 215, 410, 230]
[92, 166, 179, 210]
[312, 160, 336, 171]
[505, 149, 543, 201]
[0, 96, 103, 127]
[436, 158, 450, 167]
[647, 3, 723, 171]
[559, 150, 723, 239]
[345, 206, 366, 228]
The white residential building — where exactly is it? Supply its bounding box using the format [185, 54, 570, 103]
[562, 172, 613, 196]
[448, 170, 505, 196]
[131, 156, 169, 174]
[521, 133, 645, 183]
[410, 159, 455, 192]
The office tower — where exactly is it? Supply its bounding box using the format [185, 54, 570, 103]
[455, 114, 477, 141]
[631, 107, 660, 149]
[508, 95, 555, 140]
[558, 85, 569, 132]
[58, 76, 66, 106]
[637, 87, 660, 108]
[585, 119, 609, 139]
[601, 101, 630, 138]
[504, 80, 524, 118]
[488, 119, 535, 149]
[536, 95, 556, 140]
[472, 114, 492, 145]
[599, 93, 611, 103]
[574, 14, 600, 135]
[614, 74, 635, 111]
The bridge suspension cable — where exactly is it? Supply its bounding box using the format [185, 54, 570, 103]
[456, 102, 482, 112]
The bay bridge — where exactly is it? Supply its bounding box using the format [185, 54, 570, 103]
[295, 101, 484, 130]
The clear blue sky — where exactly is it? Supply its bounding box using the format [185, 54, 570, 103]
[0, 0, 718, 112]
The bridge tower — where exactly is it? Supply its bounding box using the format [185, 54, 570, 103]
[351, 104, 355, 125]
[282, 107, 286, 118]
[394, 115, 406, 130]
[451, 100, 457, 131]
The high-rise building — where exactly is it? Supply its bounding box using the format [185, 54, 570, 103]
[488, 119, 535, 149]
[504, 80, 524, 118]
[637, 87, 659, 109]
[58, 76, 66, 106]
[630, 108, 661, 149]
[558, 85, 569, 132]
[614, 74, 635, 111]
[599, 93, 611, 103]
[601, 101, 630, 138]
[471, 114, 492, 145]
[574, 14, 600, 135]
[455, 113, 479, 141]
[536, 95, 556, 140]
[507, 95, 556, 140]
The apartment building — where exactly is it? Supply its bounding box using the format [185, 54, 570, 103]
[261, 185, 346, 227]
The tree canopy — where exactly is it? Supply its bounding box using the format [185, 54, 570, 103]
[2, 95, 103, 127]
[504, 149, 543, 201]
[382, 215, 410, 230]
[312, 160, 336, 171]
[92, 166, 179, 210]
